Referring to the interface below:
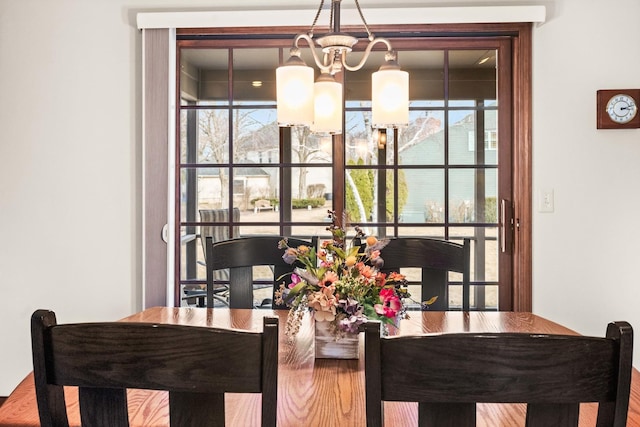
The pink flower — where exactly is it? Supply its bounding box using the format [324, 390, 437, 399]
[320, 271, 339, 287]
[308, 286, 337, 321]
[375, 288, 402, 318]
[288, 273, 301, 289]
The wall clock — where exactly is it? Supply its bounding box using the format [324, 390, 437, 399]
[597, 89, 640, 129]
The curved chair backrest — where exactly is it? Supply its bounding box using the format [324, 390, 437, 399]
[378, 237, 470, 311]
[206, 236, 318, 309]
[364, 320, 633, 427]
[31, 309, 278, 427]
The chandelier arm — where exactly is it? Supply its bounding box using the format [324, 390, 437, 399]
[341, 37, 394, 72]
[293, 33, 333, 73]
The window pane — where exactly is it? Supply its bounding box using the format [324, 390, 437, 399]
[409, 50, 445, 101]
[180, 167, 230, 214]
[345, 110, 378, 164]
[290, 129, 332, 164]
[291, 166, 332, 222]
[180, 49, 229, 104]
[232, 48, 278, 104]
[398, 110, 445, 165]
[235, 166, 279, 216]
[180, 109, 230, 164]
[232, 108, 279, 163]
[393, 227, 445, 238]
[448, 49, 497, 101]
[239, 225, 280, 235]
[402, 168, 444, 224]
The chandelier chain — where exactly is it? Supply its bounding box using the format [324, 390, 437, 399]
[309, 0, 325, 37]
[354, 0, 374, 41]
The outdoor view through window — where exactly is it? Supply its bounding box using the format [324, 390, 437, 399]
[177, 38, 506, 311]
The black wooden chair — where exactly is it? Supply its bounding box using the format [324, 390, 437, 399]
[183, 208, 241, 307]
[206, 235, 318, 309]
[363, 320, 633, 427]
[31, 309, 278, 427]
[377, 237, 471, 311]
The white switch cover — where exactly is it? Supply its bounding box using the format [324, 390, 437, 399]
[538, 189, 554, 213]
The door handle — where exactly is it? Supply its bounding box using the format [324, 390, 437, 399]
[500, 199, 513, 253]
[161, 224, 168, 243]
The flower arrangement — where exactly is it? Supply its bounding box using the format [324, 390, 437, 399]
[275, 211, 431, 339]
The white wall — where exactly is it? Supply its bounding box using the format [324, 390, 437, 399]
[532, 0, 640, 358]
[0, 0, 639, 396]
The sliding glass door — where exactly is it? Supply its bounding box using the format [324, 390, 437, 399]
[175, 28, 527, 310]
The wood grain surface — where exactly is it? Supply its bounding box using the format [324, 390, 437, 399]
[1, 307, 638, 426]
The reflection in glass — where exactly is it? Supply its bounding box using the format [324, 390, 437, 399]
[345, 110, 376, 164]
[180, 109, 230, 164]
[400, 169, 444, 223]
[180, 49, 229, 104]
[180, 167, 230, 216]
[232, 108, 279, 163]
[291, 167, 332, 222]
[232, 48, 278, 104]
[448, 49, 497, 101]
[290, 128, 332, 164]
[344, 169, 397, 224]
[398, 110, 445, 165]
[448, 169, 497, 224]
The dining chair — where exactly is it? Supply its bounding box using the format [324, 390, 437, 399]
[31, 309, 278, 427]
[377, 237, 471, 311]
[206, 235, 318, 309]
[183, 208, 242, 307]
[363, 320, 633, 427]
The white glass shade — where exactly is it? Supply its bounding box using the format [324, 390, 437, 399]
[276, 64, 314, 126]
[311, 76, 343, 134]
[371, 68, 409, 128]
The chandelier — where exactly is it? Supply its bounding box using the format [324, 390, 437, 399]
[276, 0, 409, 135]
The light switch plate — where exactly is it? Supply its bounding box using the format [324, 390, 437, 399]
[538, 189, 554, 213]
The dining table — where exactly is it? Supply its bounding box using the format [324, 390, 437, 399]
[1, 307, 639, 426]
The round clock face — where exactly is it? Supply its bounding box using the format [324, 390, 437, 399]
[606, 94, 638, 124]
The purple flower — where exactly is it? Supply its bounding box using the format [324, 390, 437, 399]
[338, 297, 363, 317]
[338, 315, 365, 334]
[282, 247, 298, 264]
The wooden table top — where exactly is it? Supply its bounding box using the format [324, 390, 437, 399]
[1, 307, 639, 426]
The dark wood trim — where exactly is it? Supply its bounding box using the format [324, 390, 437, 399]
[512, 23, 533, 312]
[174, 22, 534, 311]
[0, 397, 6, 407]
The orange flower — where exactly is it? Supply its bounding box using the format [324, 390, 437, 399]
[345, 255, 357, 267]
[356, 262, 376, 279]
[366, 236, 378, 246]
[387, 271, 406, 282]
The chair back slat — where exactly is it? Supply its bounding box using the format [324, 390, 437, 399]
[32, 310, 279, 427]
[78, 387, 129, 427]
[169, 391, 224, 427]
[364, 321, 633, 427]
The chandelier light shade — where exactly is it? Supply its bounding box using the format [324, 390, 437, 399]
[276, 55, 314, 127]
[312, 73, 343, 134]
[371, 59, 409, 128]
[276, 0, 409, 135]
